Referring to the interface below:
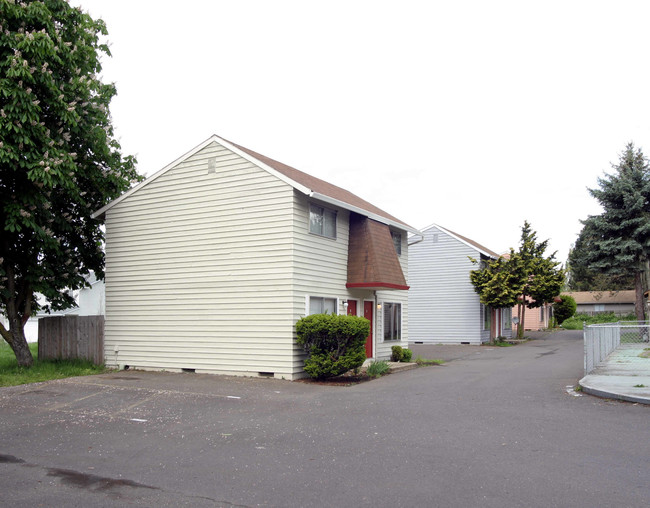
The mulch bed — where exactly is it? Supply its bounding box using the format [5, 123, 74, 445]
[296, 370, 388, 386]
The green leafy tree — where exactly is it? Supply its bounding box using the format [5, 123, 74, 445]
[567, 220, 634, 291]
[0, 0, 140, 366]
[469, 255, 520, 309]
[470, 222, 565, 339]
[553, 294, 577, 325]
[582, 142, 650, 321]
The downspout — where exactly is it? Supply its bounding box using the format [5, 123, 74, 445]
[373, 290, 378, 360]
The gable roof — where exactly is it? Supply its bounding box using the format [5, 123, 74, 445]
[93, 135, 418, 233]
[422, 223, 500, 259]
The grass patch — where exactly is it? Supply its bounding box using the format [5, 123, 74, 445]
[0, 340, 109, 387]
[414, 356, 444, 366]
[634, 384, 646, 388]
[366, 360, 390, 378]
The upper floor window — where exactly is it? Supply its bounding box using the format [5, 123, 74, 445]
[391, 232, 402, 256]
[309, 204, 337, 239]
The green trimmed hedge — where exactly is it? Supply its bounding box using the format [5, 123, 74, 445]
[296, 314, 369, 379]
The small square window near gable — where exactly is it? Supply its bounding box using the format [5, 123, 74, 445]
[391, 231, 402, 256]
[309, 204, 337, 239]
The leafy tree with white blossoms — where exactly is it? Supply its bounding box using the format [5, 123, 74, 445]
[0, 0, 141, 366]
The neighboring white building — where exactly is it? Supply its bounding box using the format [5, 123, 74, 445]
[0, 272, 105, 343]
[92, 135, 418, 380]
[408, 224, 512, 344]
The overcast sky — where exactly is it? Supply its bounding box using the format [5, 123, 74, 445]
[76, 0, 650, 263]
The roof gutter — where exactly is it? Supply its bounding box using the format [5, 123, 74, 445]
[408, 232, 425, 247]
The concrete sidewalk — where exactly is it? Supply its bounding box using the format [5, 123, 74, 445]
[579, 344, 650, 404]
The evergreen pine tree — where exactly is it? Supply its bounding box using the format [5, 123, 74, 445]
[583, 142, 650, 320]
[567, 221, 634, 291]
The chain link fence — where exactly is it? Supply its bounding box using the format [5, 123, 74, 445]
[584, 321, 650, 375]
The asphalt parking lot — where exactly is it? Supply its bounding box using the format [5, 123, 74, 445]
[1, 330, 648, 507]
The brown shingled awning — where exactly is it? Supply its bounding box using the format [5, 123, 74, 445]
[346, 214, 409, 291]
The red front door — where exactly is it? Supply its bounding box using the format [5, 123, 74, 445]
[363, 301, 374, 358]
[347, 300, 357, 316]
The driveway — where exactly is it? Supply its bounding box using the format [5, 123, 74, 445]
[1, 330, 648, 507]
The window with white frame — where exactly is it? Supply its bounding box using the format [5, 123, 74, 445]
[309, 204, 337, 239]
[383, 302, 401, 341]
[391, 231, 402, 256]
[539, 306, 545, 321]
[483, 305, 491, 331]
[308, 296, 338, 315]
[502, 307, 512, 331]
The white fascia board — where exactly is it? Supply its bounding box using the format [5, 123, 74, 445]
[309, 191, 421, 235]
[92, 135, 221, 218]
[93, 134, 314, 219]
[216, 137, 313, 195]
[427, 223, 498, 259]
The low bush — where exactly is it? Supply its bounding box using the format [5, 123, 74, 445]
[391, 345, 413, 362]
[295, 314, 369, 379]
[553, 295, 577, 325]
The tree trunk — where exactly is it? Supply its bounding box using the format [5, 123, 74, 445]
[0, 311, 34, 368]
[517, 303, 526, 339]
[634, 270, 645, 322]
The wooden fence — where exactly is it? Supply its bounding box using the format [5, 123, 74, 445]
[38, 315, 104, 365]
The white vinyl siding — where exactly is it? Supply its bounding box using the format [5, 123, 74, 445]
[292, 194, 351, 318]
[104, 141, 298, 378]
[408, 225, 489, 345]
[104, 138, 412, 376]
[376, 238, 409, 358]
[292, 193, 409, 361]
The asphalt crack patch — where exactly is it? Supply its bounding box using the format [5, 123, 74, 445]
[47, 467, 158, 492]
[1, 452, 253, 507]
[0, 453, 25, 463]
